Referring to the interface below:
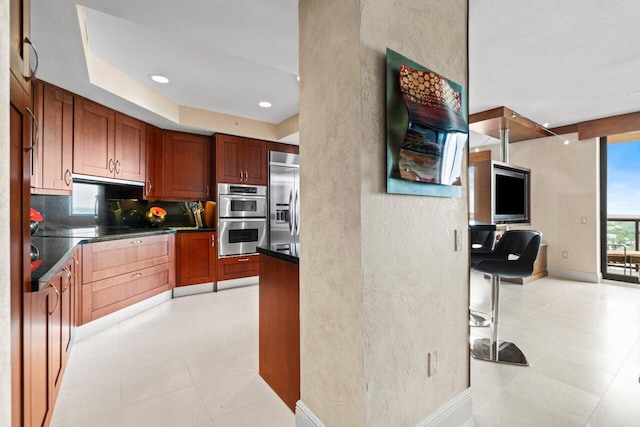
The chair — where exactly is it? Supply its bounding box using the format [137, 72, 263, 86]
[470, 230, 542, 366]
[469, 224, 497, 326]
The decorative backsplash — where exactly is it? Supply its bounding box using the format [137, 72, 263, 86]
[31, 182, 202, 232]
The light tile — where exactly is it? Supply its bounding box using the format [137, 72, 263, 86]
[122, 385, 211, 427]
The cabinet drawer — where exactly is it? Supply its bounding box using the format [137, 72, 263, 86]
[82, 234, 174, 283]
[217, 255, 259, 281]
[85, 262, 174, 321]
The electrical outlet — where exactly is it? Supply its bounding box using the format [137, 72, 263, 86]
[428, 351, 438, 377]
[562, 251, 569, 259]
[454, 230, 463, 252]
[581, 216, 588, 224]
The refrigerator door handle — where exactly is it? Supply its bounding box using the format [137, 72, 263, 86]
[289, 189, 295, 235]
[294, 189, 300, 236]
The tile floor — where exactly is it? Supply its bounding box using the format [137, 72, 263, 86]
[470, 272, 640, 427]
[52, 276, 640, 426]
[51, 286, 295, 427]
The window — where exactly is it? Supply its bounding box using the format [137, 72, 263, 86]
[71, 183, 99, 216]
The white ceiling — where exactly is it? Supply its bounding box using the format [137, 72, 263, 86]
[32, 1, 640, 142]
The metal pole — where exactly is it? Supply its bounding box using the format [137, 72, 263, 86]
[499, 128, 510, 163]
[490, 275, 500, 361]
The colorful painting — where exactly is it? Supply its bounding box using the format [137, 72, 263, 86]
[386, 48, 468, 197]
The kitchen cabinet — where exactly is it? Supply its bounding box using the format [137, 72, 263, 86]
[114, 112, 146, 182]
[177, 232, 217, 287]
[10, 70, 32, 427]
[31, 81, 74, 195]
[215, 133, 267, 185]
[10, 0, 33, 95]
[269, 141, 299, 155]
[161, 131, 212, 200]
[258, 252, 300, 411]
[144, 124, 163, 200]
[81, 234, 175, 323]
[73, 97, 146, 182]
[217, 254, 259, 281]
[27, 254, 77, 427]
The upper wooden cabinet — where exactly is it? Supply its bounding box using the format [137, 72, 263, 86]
[162, 131, 211, 200]
[31, 82, 74, 195]
[73, 97, 146, 182]
[114, 113, 146, 182]
[215, 134, 267, 185]
[144, 124, 162, 200]
[10, 0, 33, 95]
[269, 141, 299, 155]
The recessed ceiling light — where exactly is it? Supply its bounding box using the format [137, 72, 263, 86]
[563, 139, 570, 145]
[258, 101, 272, 108]
[542, 122, 550, 127]
[150, 74, 169, 84]
[297, 75, 300, 82]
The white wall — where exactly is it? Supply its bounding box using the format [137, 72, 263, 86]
[299, 0, 470, 426]
[1, 0, 13, 423]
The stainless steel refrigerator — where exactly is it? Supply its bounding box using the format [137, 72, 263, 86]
[268, 151, 299, 245]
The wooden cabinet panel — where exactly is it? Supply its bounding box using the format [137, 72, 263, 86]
[10, 72, 31, 427]
[32, 81, 74, 195]
[82, 234, 174, 283]
[215, 134, 268, 185]
[48, 274, 64, 403]
[81, 234, 175, 324]
[29, 287, 52, 427]
[177, 232, 217, 286]
[9, 0, 32, 95]
[73, 97, 116, 178]
[244, 139, 268, 185]
[258, 254, 300, 411]
[115, 113, 146, 182]
[144, 125, 162, 199]
[216, 134, 243, 184]
[217, 254, 259, 281]
[162, 131, 211, 200]
[269, 141, 299, 155]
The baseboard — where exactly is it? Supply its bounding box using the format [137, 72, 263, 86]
[295, 401, 325, 427]
[217, 276, 259, 291]
[172, 282, 214, 297]
[74, 290, 172, 341]
[295, 388, 473, 427]
[415, 387, 473, 427]
[548, 268, 600, 283]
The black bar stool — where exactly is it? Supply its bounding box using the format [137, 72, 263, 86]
[470, 230, 541, 366]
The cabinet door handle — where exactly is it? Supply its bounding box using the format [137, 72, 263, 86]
[206, 185, 210, 196]
[211, 235, 215, 247]
[48, 282, 60, 315]
[130, 273, 143, 279]
[245, 171, 249, 181]
[238, 258, 250, 262]
[24, 37, 39, 81]
[147, 180, 152, 194]
[62, 266, 72, 292]
[64, 169, 72, 186]
[108, 159, 115, 173]
[25, 107, 38, 151]
[130, 240, 143, 244]
[240, 171, 244, 181]
[115, 160, 121, 174]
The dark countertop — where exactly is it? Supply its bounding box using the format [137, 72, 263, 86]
[256, 244, 299, 265]
[30, 226, 216, 292]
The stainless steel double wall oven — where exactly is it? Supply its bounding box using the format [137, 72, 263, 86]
[217, 183, 267, 257]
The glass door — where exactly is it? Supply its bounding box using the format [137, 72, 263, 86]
[601, 136, 640, 283]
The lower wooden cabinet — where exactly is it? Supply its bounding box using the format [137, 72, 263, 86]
[26, 253, 77, 427]
[217, 254, 259, 281]
[81, 234, 175, 324]
[176, 232, 217, 287]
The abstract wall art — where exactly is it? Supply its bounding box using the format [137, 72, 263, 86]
[386, 48, 468, 197]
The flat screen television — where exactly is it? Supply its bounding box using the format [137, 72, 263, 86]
[492, 163, 530, 224]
